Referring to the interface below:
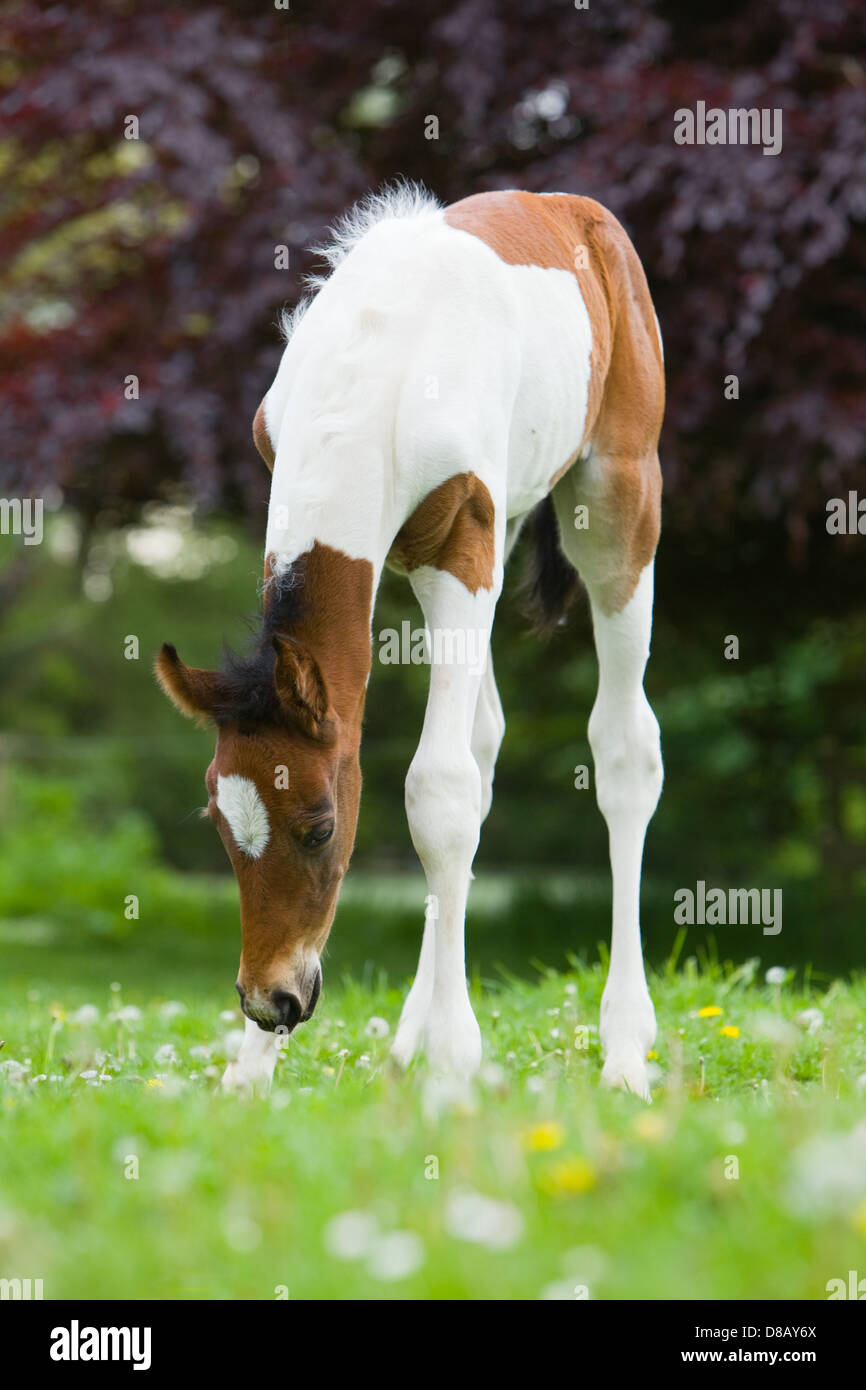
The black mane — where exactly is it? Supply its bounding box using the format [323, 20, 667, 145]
[213, 559, 307, 728]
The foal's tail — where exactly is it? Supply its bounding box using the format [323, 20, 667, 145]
[520, 495, 581, 637]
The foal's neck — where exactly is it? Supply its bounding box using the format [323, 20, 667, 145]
[265, 543, 375, 734]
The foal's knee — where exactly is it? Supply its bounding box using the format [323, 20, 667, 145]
[405, 749, 482, 871]
[589, 696, 662, 827]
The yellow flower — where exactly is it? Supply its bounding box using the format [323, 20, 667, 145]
[523, 1122, 565, 1152]
[720, 1025, 740, 1038]
[146, 1078, 163, 1088]
[540, 1156, 596, 1195]
[647, 1049, 658, 1060]
[698, 1006, 723, 1018]
[49, 1003, 66, 1022]
[851, 1199, 866, 1239]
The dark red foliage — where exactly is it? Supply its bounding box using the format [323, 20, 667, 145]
[1, 0, 864, 545]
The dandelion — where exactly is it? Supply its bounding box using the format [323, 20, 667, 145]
[324, 1210, 379, 1261]
[795, 1008, 823, 1034]
[564, 982, 577, 996]
[367, 1231, 425, 1282]
[78, 1069, 98, 1080]
[722, 1121, 747, 1145]
[365, 1016, 389, 1039]
[751, 1012, 797, 1046]
[561, 1244, 608, 1284]
[222, 1200, 261, 1253]
[647, 1049, 658, 1060]
[154, 1043, 179, 1067]
[146, 1078, 164, 1089]
[0, 1060, 30, 1084]
[112, 1005, 142, 1023]
[765, 967, 787, 986]
[523, 1122, 565, 1152]
[479, 1062, 506, 1090]
[719, 1025, 740, 1039]
[539, 1279, 581, 1300]
[785, 1126, 866, 1217]
[444, 1189, 524, 1250]
[539, 1157, 596, 1196]
[697, 1006, 723, 1018]
[70, 1005, 99, 1025]
[159, 1001, 186, 1021]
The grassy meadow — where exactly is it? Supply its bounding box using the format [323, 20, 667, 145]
[2, 516, 865, 1301]
[2, 907, 866, 1301]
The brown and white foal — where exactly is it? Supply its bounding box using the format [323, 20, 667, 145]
[156, 186, 665, 1099]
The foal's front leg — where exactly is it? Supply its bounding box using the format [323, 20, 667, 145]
[392, 566, 498, 1078]
[221, 1017, 284, 1095]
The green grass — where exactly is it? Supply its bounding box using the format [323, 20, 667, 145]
[2, 929, 866, 1301]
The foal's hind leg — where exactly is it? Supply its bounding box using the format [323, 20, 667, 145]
[553, 455, 663, 1099]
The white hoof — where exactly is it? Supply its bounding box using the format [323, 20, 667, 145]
[390, 1011, 426, 1070]
[220, 1059, 274, 1097]
[600, 991, 656, 1102]
[423, 1005, 482, 1079]
[600, 1046, 652, 1101]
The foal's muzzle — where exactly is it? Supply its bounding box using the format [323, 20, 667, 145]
[236, 969, 322, 1034]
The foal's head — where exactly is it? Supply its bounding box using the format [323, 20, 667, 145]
[155, 618, 362, 1035]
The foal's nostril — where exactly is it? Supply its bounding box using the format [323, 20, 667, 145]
[235, 982, 246, 1006]
[270, 989, 303, 1034]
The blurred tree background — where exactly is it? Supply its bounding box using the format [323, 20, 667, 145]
[1, 0, 864, 979]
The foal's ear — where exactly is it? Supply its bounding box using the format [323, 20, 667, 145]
[272, 635, 329, 737]
[154, 644, 226, 723]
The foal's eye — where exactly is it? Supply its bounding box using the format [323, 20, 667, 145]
[301, 822, 334, 851]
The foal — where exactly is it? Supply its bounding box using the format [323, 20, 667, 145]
[156, 186, 665, 1100]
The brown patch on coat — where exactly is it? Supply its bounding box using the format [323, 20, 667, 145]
[253, 399, 275, 471]
[445, 191, 665, 610]
[387, 472, 495, 593]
